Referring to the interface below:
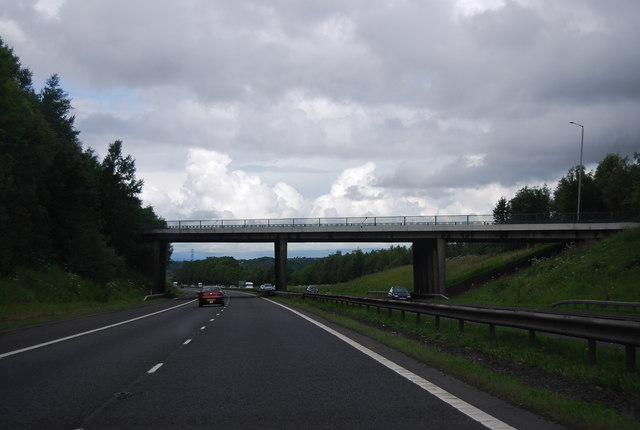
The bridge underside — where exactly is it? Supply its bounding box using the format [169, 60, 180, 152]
[147, 222, 636, 294]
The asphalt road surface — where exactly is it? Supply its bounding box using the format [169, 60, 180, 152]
[0, 290, 566, 429]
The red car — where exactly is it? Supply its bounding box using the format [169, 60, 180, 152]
[198, 286, 225, 307]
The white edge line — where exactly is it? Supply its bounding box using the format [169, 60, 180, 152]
[147, 362, 163, 373]
[265, 298, 516, 430]
[0, 299, 198, 360]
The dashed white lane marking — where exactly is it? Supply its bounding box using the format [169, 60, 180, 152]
[147, 363, 163, 374]
[200, 326, 206, 330]
[0, 300, 198, 360]
[183, 339, 192, 345]
[266, 298, 516, 430]
[210, 318, 215, 322]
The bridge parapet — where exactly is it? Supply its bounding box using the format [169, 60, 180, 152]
[162, 213, 633, 230]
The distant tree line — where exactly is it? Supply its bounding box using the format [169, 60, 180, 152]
[0, 38, 164, 283]
[493, 153, 640, 223]
[170, 246, 412, 286]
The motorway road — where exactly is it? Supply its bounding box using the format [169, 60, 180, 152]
[0, 290, 566, 430]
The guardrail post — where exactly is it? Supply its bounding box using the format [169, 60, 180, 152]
[626, 345, 636, 372]
[587, 339, 597, 365]
[529, 330, 537, 346]
[401, 310, 405, 321]
[458, 319, 464, 333]
[489, 324, 496, 338]
[435, 315, 440, 329]
[416, 313, 421, 325]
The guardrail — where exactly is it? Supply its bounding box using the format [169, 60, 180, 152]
[162, 212, 631, 229]
[551, 299, 640, 312]
[281, 292, 639, 372]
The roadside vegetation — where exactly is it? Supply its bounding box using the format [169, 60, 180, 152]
[279, 228, 640, 430]
[287, 244, 552, 296]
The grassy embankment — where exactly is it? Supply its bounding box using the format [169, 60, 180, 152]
[281, 228, 640, 430]
[0, 265, 167, 330]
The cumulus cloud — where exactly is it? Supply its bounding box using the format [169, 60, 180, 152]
[2, 0, 639, 257]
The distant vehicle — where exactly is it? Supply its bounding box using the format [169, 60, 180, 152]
[306, 285, 319, 294]
[260, 283, 275, 291]
[198, 286, 225, 307]
[197, 282, 203, 288]
[172, 281, 178, 287]
[238, 280, 254, 289]
[388, 286, 411, 300]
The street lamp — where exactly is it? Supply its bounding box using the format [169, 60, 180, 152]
[569, 121, 584, 222]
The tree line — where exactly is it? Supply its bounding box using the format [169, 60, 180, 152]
[0, 38, 164, 283]
[493, 153, 640, 223]
[170, 246, 413, 286]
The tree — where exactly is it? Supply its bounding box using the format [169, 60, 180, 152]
[39, 74, 79, 146]
[594, 154, 633, 213]
[509, 185, 552, 222]
[492, 197, 511, 224]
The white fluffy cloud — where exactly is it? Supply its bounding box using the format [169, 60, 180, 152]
[2, 0, 639, 256]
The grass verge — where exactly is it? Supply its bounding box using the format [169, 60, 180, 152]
[0, 265, 181, 331]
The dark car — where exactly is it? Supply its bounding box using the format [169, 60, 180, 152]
[388, 286, 411, 300]
[306, 285, 319, 294]
[198, 286, 225, 307]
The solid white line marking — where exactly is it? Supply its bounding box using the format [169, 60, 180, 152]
[183, 339, 192, 345]
[147, 363, 163, 374]
[265, 298, 516, 430]
[0, 300, 198, 360]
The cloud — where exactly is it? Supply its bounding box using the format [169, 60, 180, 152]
[2, 0, 639, 258]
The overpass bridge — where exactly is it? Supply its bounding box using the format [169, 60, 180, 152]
[142, 214, 639, 295]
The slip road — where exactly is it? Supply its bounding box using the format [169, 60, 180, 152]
[0, 291, 565, 429]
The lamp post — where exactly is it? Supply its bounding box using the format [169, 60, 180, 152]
[569, 121, 584, 222]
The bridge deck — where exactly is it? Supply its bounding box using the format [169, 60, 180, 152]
[144, 222, 639, 243]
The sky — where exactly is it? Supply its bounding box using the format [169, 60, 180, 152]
[1, 0, 639, 259]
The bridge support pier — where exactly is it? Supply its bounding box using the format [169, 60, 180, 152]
[153, 240, 168, 294]
[275, 239, 288, 291]
[412, 239, 445, 297]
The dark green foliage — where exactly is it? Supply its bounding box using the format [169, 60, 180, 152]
[509, 185, 552, 221]
[170, 246, 412, 286]
[492, 197, 510, 224]
[0, 38, 164, 283]
[495, 152, 640, 222]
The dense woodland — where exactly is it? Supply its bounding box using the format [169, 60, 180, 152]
[0, 39, 164, 284]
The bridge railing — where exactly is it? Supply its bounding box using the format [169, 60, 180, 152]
[163, 213, 632, 229]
